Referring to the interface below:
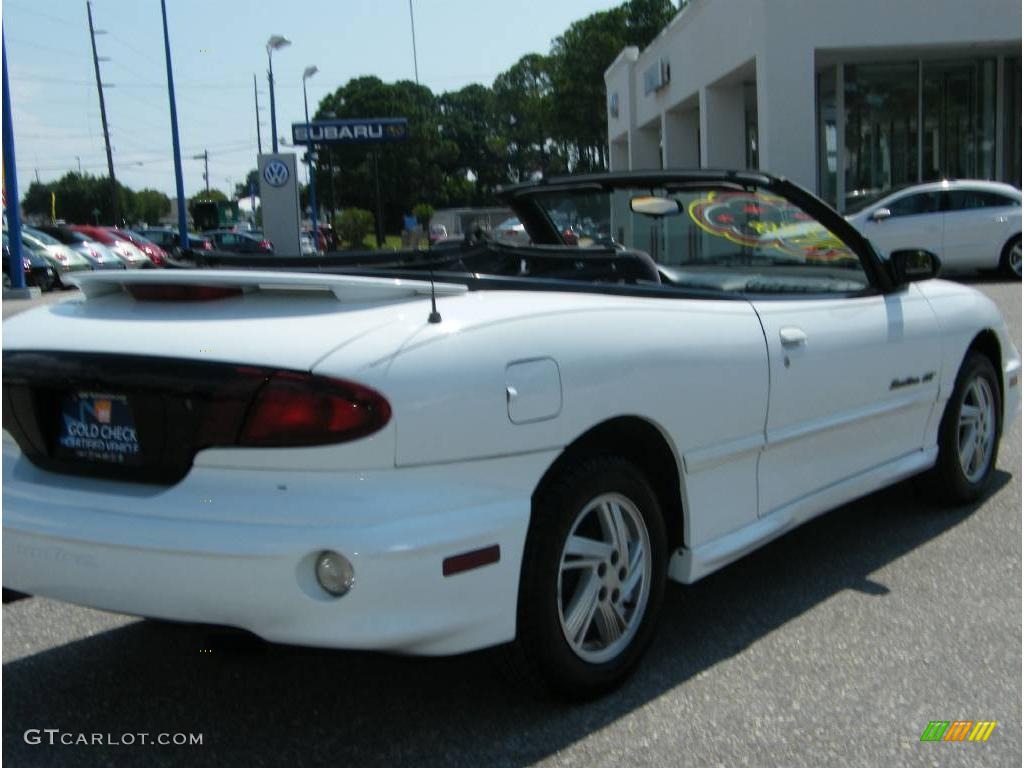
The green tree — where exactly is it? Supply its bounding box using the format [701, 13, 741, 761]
[492, 54, 559, 182]
[134, 189, 171, 224]
[548, 0, 675, 171]
[190, 188, 227, 205]
[22, 172, 137, 225]
[335, 208, 375, 248]
[412, 203, 434, 228]
[234, 169, 260, 199]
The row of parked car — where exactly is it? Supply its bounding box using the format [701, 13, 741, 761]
[3, 225, 276, 291]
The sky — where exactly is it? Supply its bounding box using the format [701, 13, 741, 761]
[4, 0, 623, 200]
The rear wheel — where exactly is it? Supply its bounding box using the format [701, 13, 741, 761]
[508, 456, 667, 699]
[1000, 236, 1021, 280]
[922, 352, 1001, 503]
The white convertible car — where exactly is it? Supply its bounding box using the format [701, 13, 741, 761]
[3, 171, 1019, 698]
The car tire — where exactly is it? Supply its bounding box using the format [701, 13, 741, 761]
[1000, 236, 1021, 280]
[921, 352, 1001, 504]
[506, 456, 667, 700]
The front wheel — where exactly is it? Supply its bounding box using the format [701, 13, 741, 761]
[508, 456, 667, 699]
[924, 352, 1002, 503]
[1000, 236, 1021, 280]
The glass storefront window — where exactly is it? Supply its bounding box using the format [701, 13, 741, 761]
[844, 62, 919, 205]
[1004, 55, 1021, 188]
[816, 66, 838, 208]
[922, 59, 997, 181]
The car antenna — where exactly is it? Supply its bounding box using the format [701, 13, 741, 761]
[427, 268, 442, 324]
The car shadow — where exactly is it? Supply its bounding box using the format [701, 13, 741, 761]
[1, 472, 1010, 768]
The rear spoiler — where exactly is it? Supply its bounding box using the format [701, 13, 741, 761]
[68, 269, 468, 302]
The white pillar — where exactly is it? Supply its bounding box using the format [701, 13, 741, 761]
[629, 124, 662, 170]
[755, 47, 816, 188]
[609, 137, 630, 172]
[701, 83, 746, 169]
[663, 107, 700, 169]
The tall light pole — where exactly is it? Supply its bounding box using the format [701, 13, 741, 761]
[2, 32, 26, 289]
[408, 0, 420, 85]
[192, 150, 209, 194]
[253, 73, 262, 155]
[159, 0, 188, 251]
[87, 1, 118, 224]
[266, 35, 290, 153]
[302, 65, 319, 250]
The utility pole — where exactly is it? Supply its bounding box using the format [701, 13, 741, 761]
[253, 73, 263, 155]
[192, 150, 209, 194]
[86, 1, 118, 224]
[408, 0, 420, 85]
[160, 0, 189, 252]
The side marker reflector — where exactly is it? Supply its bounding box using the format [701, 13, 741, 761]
[443, 545, 501, 577]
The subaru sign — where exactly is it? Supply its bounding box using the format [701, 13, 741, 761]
[292, 118, 409, 145]
[262, 159, 290, 188]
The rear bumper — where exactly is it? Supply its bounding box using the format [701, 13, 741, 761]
[2, 436, 554, 655]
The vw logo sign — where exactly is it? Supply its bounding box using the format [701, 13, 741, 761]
[263, 160, 290, 188]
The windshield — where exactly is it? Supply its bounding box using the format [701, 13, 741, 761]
[844, 185, 913, 215]
[526, 186, 868, 294]
[22, 227, 60, 246]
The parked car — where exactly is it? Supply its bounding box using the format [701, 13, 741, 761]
[204, 229, 274, 254]
[34, 225, 126, 270]
[108, 228, 169, 267]
[2, 170, 1019, 700]
[495, 216, 530, 246]
[69, 225, 151, 268]
[2, 231, 57, 291]
[299, 233, 316, 256]
[136, 228, 215, 256]
[429, 224, 448, 244]
[21, 227, 93, 286]
[846, 180, 1022, 279]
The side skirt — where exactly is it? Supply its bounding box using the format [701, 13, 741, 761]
[668, 447, 938, 584]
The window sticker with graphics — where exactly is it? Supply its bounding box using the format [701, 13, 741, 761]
[688, 191, 860, 266]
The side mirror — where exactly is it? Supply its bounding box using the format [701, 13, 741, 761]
[889, 249, 940, 284]
[870, 207, 891, 222]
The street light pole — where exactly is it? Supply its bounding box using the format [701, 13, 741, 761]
[159, 0, 189, 252]
[408, 0, 420, 85]
[302, 65, 319, 250]
[192, 150, 209, 194]
[253, 73, 262, 155]
[2, 32, 26, 289]
[87, 1, 118, 224]
[266, 35, 290, 154]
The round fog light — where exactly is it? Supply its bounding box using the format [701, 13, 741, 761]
[315, 550, 355, 597]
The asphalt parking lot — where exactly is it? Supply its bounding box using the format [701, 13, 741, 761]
[2, 278, 1021, 768]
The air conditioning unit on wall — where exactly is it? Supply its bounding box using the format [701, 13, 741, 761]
[643, 58, 671, 96]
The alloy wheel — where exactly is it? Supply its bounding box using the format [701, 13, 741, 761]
[557, 492, 652, 664]
[957, 375, 996, 484]
[1008, 241, 1022, 278]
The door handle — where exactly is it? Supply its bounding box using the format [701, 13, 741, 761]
[779, 327, 808, 347]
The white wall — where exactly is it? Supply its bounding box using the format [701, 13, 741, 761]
[606, 0, 1022, 187]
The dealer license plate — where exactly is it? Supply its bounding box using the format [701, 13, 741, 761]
[55, 391, 143, 466]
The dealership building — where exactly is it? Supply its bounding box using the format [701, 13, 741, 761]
[605, 0, 1022, 211]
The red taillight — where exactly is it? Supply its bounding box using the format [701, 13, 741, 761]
[259, 239, 273, 251]
[202, 240, 214, 250]
[240, 372, 391, 446]
[126, 284, 243, 301]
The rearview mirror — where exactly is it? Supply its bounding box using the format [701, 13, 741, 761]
[630, 196, 683, 217]
[870, 207, 891, 222]
[889, 249, 940, 284]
